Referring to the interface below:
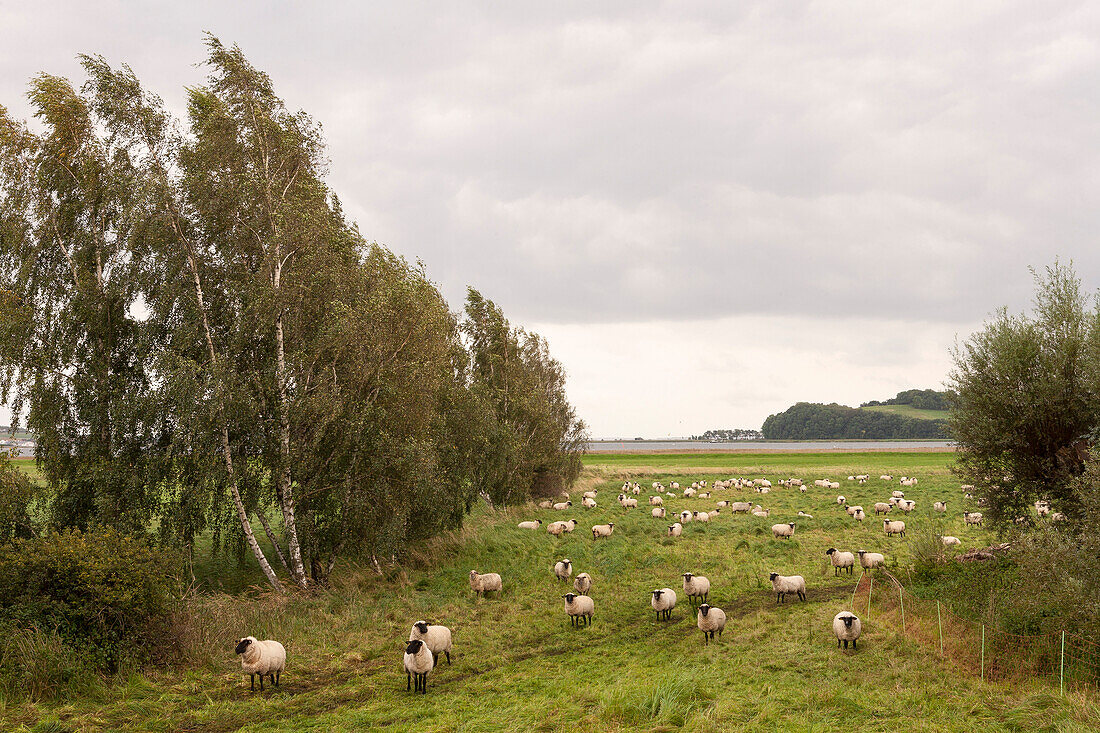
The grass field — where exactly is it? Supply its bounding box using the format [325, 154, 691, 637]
[860, 404, 951, 421]
[5, 451, 1100, 732]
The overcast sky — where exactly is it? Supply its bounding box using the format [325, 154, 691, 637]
[3, 1, 1099, 437]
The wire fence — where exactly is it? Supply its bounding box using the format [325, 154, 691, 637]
[849, 571, 1100, 695]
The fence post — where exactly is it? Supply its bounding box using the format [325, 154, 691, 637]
[981, 624, 985, 681]
[1060, 630, 1065, 697]
[868, 576, 873, 622]
[937, 601, 943, 656]
[851, 572, 863, 612]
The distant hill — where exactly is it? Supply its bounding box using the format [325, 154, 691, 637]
[762, 390, 952, 440]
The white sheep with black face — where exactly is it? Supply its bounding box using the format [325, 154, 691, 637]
[651, 588, 677, 620]
[563, 593, 594, 627]
[403, 638, 433, 693]
[469, 570, 503, 598]
[682, 572, 710, 609]
[235, 636, 285, 691]
[833, 612, 862, 650]
[825, 548, 855, 576]
[553, 559, 573, 582]
[769, 573, 806, 604]
[696, 604, 726, 645]
[409, 621, 452, 666]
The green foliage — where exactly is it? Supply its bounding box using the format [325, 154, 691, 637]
[949, 262, 1100, 527]
[0, 528, 174, 677]
[863, 388, 954, 411]
[761, 401, 947, 439]
[0, 452, 42, 543]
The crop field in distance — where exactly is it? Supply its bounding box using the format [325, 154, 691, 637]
[8, 450, 1100, 732]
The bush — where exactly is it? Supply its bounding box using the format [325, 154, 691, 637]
[0, 528, 176, 678]
[0, 453, 42, 543]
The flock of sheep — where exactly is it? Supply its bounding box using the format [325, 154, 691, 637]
[236, 471, 1050, 694]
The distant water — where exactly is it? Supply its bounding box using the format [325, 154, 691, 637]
[586, 440, 954, 453]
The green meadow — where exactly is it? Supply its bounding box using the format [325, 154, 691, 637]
[7, 450, 1100, 732]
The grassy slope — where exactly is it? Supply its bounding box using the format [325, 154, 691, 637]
[860, 404, 951, 421]
[6, 452, 1100, 732]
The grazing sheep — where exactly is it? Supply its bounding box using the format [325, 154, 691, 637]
[592, 523, 615, 539]
[652, 507, 667, 518]
[891, 491, 905, 499]
[825, 548, 855, 576]
[650, 495, 664, 506]
[562, 519, 578, 533]
[538, 500, 553, 509]
[582, 496, 597, 508]
[667, 523, 683, 537]
[769, 573, 806, 603]
[547, 521, 568, 536]
[880, 475, 893, 480]
[845, 505, 859, 516]
[730, 501, 752, 513]
[797, 511, 813, 518]
[857, 550, 885, 569]
[827, 481, 840, 490]
[631, 485, 641, 495]
[235, 636, 285, 692]
[583, 491, 597, 500]
[771, 522, 796, 539]
[552, 501, 572, 511]
[853, 509, 865, 521]
[837, 495, 846, 506]
[651, 588, 677, 621]
[469, 570, 503, 598]
[517, 520, 542, 529]
[680, 510, 694, 523]
[790, 478, 804, 487]
[683, 488, 697, 498]
[573, 572, 592, 595]
[563, 593, 594, 627]
[671, 482, 680, 490]
[933, 501, 948, 513]
[553, 559, 573, 582]
[693, 510, 710, 523]
[403, 639, 433, 694]
[833, 612, 862, 650]
[716, 500, 729, 508]
[883, 519, 906, 538]
[752, 507, 770, 518]
[618, 494, 638, 508]
[708, 509, 721, 519]
[696, 604, 727, 645]
[941, 536, 961, 546]
[899, 500, 915, 513]
[963, 511, 984, 527]
[409, 621, 452, 665]
[682, 572, 711, 609]
[799, 485, 807, 493]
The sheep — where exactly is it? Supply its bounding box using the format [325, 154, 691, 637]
[573, 572, 592, 595]
[755, 487, 769, 494]
[797, 511, 813, 518]
[517, 520, 542, 529]
[933, 501, 948, 513]
[790, 478, 804, 487]
[650, 495, 664, 506]
[618, 494, 638, 508]
[941, 536, 961, 546]
[561, 519, 578, 533]
[652, 507, 666, 518]
[469, 570, 503, 598]
[547, 521, 568, 536]
[235, 636, 285, 691]
[563, 593, 594, 627]
[716, 500, 729, 508]
[833, 612, 862, 650]
[581, 496, 597, 508]
[1037, 504, 1051, 518]
[403, 638, 433, 694]
[880, 475, 893, 480]
[682, 572, 710, 609]
[815, 479, 828, 488]
[891, 491, 905, 499]
[848, 475, 855, 481]
[552, 501, 572, 511]
[683, 488, 697, 498]
[752, 507, 770, 518]
[845, 505, 859, 516]
[651, 588, 677, 621]
[631, 485, 641, 495]
[853, 509, 865, 521]
[730, 501, 752, 513]
[799, 485, 807, 493]
[883, 519, 906, 538]
[667, 523, 683, 537]
[693, 510, 710, 523]
[671, 482, 680, 490]
[825, 548, 855, 576]
[409, 621, 452, 666]
[696, 604, 727, 645]
[771, 522, 796, 539]
[759, 479, 772, 488]
[874, 502, 892, 515]
[537, 500, 553, 509]
[691, 482, 700, 490]
[836, 495, 846, 506]
[582, 490, 597, 500]
[592, 523, 615, 539]
[857, 550, 885, 569]
[708, 509, 721, 519]
[680, 510, 694, 523]
[769, 573, 806, 603]
[1052, 512, 1067, 522]
[553, 559, 573, 582]
[899, 500, 915, 513]
[963, 511, 984, 527]
[827, 481, 840, 490]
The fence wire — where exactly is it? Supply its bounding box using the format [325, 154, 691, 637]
[848, 571, 1098, 694]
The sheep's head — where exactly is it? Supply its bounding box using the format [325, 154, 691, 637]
[683, 572, 694, 580]
[769, 572, 779, 581]
[234, 637, 254, 655]
[563, 593, 577, 602]
[826, 548, 836, 555]
[699, 604, 711, 616]
[841, 615, 856, 628]
[405, 639, 424, 655]
[788, 523, 796, 529]
[652, 589, 664, 600]
[414, 621, 430, 634]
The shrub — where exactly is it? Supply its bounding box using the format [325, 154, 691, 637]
[0, 453, 42, 543]
[0, 528, 176, 677]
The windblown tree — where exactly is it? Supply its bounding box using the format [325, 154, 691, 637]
[463, 289, 587, 506]
[0, 38, 588, 590]
[949, 262, 1100, 527]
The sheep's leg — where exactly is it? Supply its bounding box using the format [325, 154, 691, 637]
[798, 590, 806, 602]
[445, 650, 451, 665]
[276, 670, 281, 686]
[407, 671, 411, 691]
[259, 674, 264, 691]
[250, 674, 255, 691]
[837, 638, 841, 648]
[852, 639, 857, 649]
